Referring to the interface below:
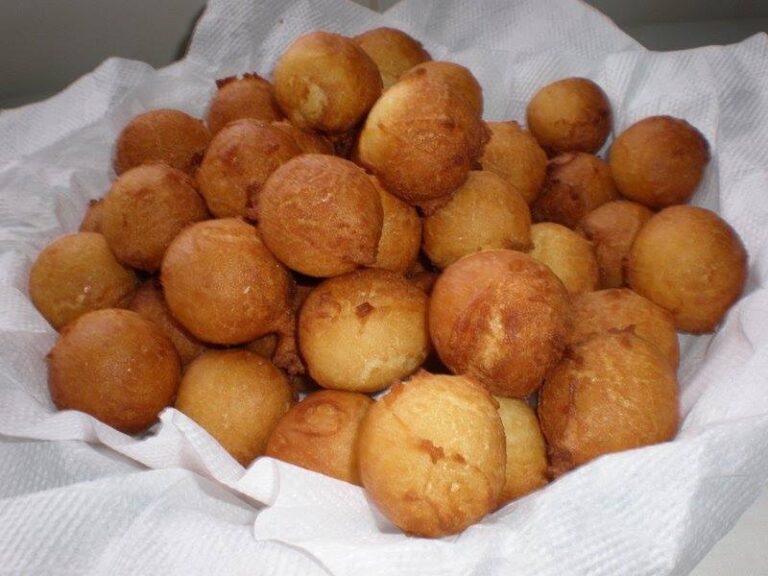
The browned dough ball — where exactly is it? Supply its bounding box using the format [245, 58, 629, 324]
[627, 205, 747, 333]
[48, 309, 181, 434]
[358, 372, 506, 537]
[609, 115, 710, 209]
[479, 121, 548, 205]
[401, 60, 483, 117]
[532, 152, 619, 228]
[423, 170, 531, 269]
[353, 27, 431, 89]
[114, 109, 211, 175]
[266, 390, 373, 484]
[369, 176, 422, 273]
[101, 164, 210, 272]
[196, 119, 302, 218]
[79, 199, 104, 233]
[270, 120, 334, 155]
[175, 350, 293, 466]
[429, 249, 571, 398]
[576, 200, 654, 288]
[526, 77, 612, 154]
[206, 74, 284, 135]
[538, 332, 679, 476]
[273, 31, 382, 133]
[529, 222, 599, 295]
[29, 232, 137, 330]
[299, 269, 429, 393]
[257, 154, 383, 277]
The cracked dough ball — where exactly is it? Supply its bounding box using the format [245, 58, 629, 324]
[206, 74, 284, 135]
[353, 27, 431, 89]
[529, 222, 599, 295]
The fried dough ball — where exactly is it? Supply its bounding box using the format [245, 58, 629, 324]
[627, 206, 747, 333]
[358, 372, 506, 537]
[79, 199, 104, 233]
[429, 249, 571, 398]
[270, 120, 334, 155]
[576, 200, 654, 288]
[196, 119, 301, 218]
[161, 218, 292, 345]
[114, 109, 211, 175]
[353, 27, 431, 89]
[529, 223, 599, 295]
[570, 289, 679, 368]
[206, 74, 283, 135]
[299, 269, 429, 393]
[266, 390, 373, 484]
[609, 116, 710, 209]
[128, 279, 207, 366]
[257, 155, 383, 277]
[175, 350, 293, 466]
[423, 170, 531, 269]
[532, 153, 619, 228]
[401, 60, 483, 117]
[273, 31, 382, 133]
[495, 397, 548, 505]
[29, 232, 137, 330]
[48, 309, 181, 434]
[526, 77, 611, 154]
[479, 121, 548, 205]
[370, 176, 422, 273]
[101, 164, 210, 272]
[538, 332, 679, 476]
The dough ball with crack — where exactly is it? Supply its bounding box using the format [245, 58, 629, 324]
[353, 27, 431, 89]
[206, 74, 283, 135]
[529, 222, 599, 295]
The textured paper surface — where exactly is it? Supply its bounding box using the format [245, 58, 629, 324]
[1, 0, 768, 574]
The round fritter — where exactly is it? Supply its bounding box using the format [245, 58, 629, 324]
[206, 74, 284, 135]
[529, 222, 599, 295]
[353, 27, 431, 89]
[369, 176, 422, 273]
[401, 60, 483, 117]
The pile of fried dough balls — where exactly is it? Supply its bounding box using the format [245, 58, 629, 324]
[30, 27, 748, 538]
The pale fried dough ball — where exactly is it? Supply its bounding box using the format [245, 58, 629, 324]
[273, 31, 382, 133]
[532, 153, 619, 228]
[370, 176, 422, 273]
[401, 60, 483, 117]
[526, 77, 611, 154]
[114, 109, 211, 175]
[29, 232, 137, 330]
[48, 309, 181, 434]
[538, 332, 679, 476]
[429, 249, 571, 398]
[175, 350, 293, 466]
[358, 372, 506, 537]
[570, 289, 679, 368]
[576, 200, 653, 288]
[423, 170, 531, 269]
[353, 27, 431, 90]
[626, 206, 747, 333]
[529, 222, 599, 295]
[101, 164, 210, 272]
[270, 120, 334, 155]
[79, 199, 104, 233]
[196, 119, 302, 218]
[609, 116, 710, 209]
[266, 390, 373, 484]
[206, 74, 284, 135]
[257, 155, 383, 277]
[299, 269, 429, 393]
[479, 121, 548, 205]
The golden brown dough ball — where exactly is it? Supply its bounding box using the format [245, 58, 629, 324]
[495, 397, 548, 505]
[273, 31, 382, 133]
[609, 115, 710, 209]
[353, 27, 431, 89]
[266, 390, 373, 484]
[429, 249, 571, 398]
[401, 60, 483, 117]
[79, 199, 104, 233]
[206, 74, 283, 135]
[196, 119, 302, 218]
[175, 350, 293, 466]
[101, 164, 210, 272]
[627, 205, 747, 333]
[161, 218, 292, 345]
[369, 176, 422, 273]
[538, 332, 679, 476]
[479, 121, 548, 205]
[48, 309, 180, 434]
[423, 170, 531, 269]
[532, 153, 619, 228]
[29, 232, 137, 330]
[576, 200, 653, 288]
[299, 269, 429, 393]
[114, 109, 211, 175]
[529, 222, 599, 295]
[257, 154, 383, 277]
[526, 77, 611, 154]
[270, 120, 334, 155]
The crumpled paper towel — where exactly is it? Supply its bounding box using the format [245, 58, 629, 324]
[1, 0, 768, 574]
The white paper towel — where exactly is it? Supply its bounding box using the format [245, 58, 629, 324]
[1, 0, 768, 574]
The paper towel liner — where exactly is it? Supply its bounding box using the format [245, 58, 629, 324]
[1, 0, 767, 574]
